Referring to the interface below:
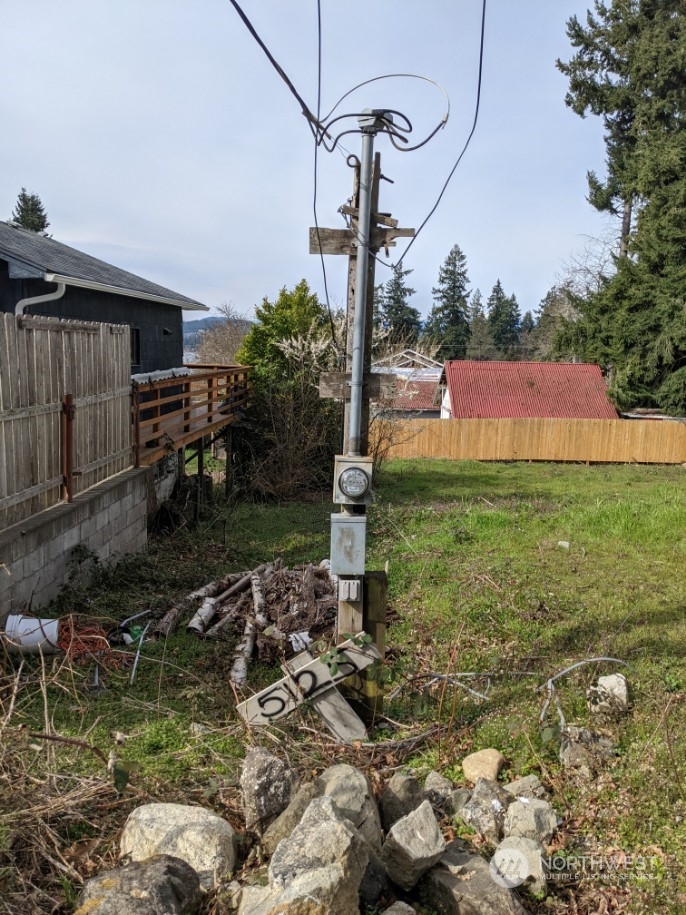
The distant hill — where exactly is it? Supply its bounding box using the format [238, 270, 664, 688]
[183, 316, 224, 348]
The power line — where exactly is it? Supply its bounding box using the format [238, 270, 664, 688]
[397, 0, 488, 266]
[226, 0, 321, 135]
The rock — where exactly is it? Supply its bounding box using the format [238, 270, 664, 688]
[316, 763, 383, 852]
[588, 673, 629, 714]
[421, 840, 528, 914]
[460, 778, 514, 845]
[241, 747, 298, 834]
[120, 803, 235, 891]
[504, 774, 547, 800]
[559, 726, 615, 773]
[446, 787, 472, 818]
[491, 836, 547, 896]
[237, 869, 358, 915]
[76, 855, 202, 915]
[557, 540, 570, 549]
[423, 770, 454, 810]
[503, 798, 557, 845]
[359, 846, 391, 909]
[382, 904, 417, 914]
[382, 799, 446, 891]
[269, 796, 368, 889]
[462, 748, 506, 783]
[380, 772, 424, 832]
[261, 783, 319, 857]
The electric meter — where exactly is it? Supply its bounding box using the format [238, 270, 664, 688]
[333, 455, 373, 505]
[339, 466, 370, 499]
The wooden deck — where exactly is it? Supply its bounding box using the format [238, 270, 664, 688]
[132, 364, 250, 467]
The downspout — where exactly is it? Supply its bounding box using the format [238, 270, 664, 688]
[15, 281, 66, 316]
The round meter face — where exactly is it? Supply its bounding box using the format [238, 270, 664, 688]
[339, 466, 370, 499]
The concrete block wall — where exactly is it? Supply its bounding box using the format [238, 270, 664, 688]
[0, 469, 148, 621]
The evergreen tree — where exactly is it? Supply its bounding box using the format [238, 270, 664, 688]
[557, 2, 642, 255]
[10, 188, 50, 232]
[465, 289, 498, 361]
[532, 287, 580, 360]
[556, 0, 686, 413]
[236, 279, 327, 379]
[423, 244, 471, 360]
[518, 311, 536, 361]
[379, 265, 421, 343]
[487, 281, 521, 357]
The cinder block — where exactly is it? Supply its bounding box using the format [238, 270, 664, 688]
[109, 500, 122, 522]
[80, 517, 97, 540]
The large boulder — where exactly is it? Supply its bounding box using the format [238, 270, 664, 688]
[421, 840, 528, 915]
[492, 836, 547, 897]
[269, 797, 368, 888]
[460, 778, 514, 845]
[423, 770, 454, 811]
[380, 772, 424, 832]
[76, 855, 202, 915]
[504, 775, 547, 800]
[316, 763, 383, 852]
[241, 747, 298, 834]
[503, 798, 557, 846]
[237, 792, 371, 914]
[261, 783, 319, 857]
[120, 803, 235, 891]
[381, 799, 446, 891]
[462, 749, 506, 783]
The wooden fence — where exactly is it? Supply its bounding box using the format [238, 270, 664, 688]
[0, 314, 131, 531]
[380, 417, 686, 464]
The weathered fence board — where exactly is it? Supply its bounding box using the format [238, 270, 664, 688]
[0, 314, 132, 531]
[378, 417, 686, 464]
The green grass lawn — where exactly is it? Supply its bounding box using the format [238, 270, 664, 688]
[1, 459, 685, 913]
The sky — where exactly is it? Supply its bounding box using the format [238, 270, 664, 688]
[1, 1, 612, 323]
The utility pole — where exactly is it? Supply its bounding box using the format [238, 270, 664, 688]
[313, 110, 414, 720]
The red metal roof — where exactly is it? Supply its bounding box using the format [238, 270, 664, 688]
[389, 379, 440, 412]
[444, 361, 617, 419]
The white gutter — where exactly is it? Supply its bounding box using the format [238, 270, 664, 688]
[15, 281, 66, 316]
[43, 272, 208, 312]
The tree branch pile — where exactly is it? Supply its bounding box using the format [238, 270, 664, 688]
[155, 560, 339, 688]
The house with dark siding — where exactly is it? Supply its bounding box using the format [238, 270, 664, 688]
[0, 220, 207, 373]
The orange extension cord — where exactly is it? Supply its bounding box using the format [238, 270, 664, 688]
[57, 617, 126, 669]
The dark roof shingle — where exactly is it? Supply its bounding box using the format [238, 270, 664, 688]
[0, 220, 206, 310]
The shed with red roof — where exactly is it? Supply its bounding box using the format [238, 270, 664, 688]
[442, 361, 617, 420]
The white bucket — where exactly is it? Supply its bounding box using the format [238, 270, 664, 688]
[3, 615, 61, 654]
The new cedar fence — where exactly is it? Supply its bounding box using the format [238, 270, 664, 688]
[379, 417, 686, 464]
[132, 364, 250, 466]
[1, 314, 251, 533]
[0, 314, 131, 530]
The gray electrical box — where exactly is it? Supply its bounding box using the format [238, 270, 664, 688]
[333, 455, 373, 506]
[330, 514, 366, 576]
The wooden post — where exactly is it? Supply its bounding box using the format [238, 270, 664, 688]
[195, 439, 204, 523]
[61, 394, 75, 503]
[224, 425, 233, 500]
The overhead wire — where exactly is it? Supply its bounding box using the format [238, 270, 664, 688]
[311, 0, 340, 350]
[397, 0, 487, 266]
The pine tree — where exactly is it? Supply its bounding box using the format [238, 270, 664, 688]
[379, 265, 421, 344]
[465, 289, 497, 361]
[557, 2, 642, 256]
[556, 0, 686, 413]
[487, 281, 521, 357]
[10, 188, 50, 232]
[423, 244, 471, 360]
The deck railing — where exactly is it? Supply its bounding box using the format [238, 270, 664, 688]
[132, 365, 250, 467]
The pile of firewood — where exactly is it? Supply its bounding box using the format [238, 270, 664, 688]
[152, 560, 338, 687]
